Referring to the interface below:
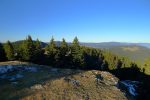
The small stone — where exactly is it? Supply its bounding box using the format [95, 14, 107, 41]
[30, 84, 44, 90]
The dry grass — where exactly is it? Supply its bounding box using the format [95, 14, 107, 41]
[0, 62, 127, 100]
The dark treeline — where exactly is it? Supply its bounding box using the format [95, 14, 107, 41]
[0, 35, 137, 70]
[1, 35, 150, 99]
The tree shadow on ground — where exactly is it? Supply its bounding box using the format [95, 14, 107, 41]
[110, 67, 150, 100]
[0, 64, 86, 100]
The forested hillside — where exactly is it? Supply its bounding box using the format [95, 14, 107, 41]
[9, 40, 150, 66]
[80, 42, 150, 49]
[0, 35, 137, 70]
[108, 46, 150, 64]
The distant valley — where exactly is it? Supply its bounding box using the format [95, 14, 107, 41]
[80, 42, 150, 49]
[81, 42, 150, 64]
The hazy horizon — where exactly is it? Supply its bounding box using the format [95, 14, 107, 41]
[2, 37, 150, 44]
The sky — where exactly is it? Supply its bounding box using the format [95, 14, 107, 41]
[0, 0, 150, 43]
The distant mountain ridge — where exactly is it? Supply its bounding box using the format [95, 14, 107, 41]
[80, 42, 150, 49]
[8, 40, 150, 49]
[12, 40, 48, 48]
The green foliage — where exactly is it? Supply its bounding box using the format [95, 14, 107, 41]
[102, 51, 119, 70]
[72, 36, 80, 49]
[120, 57, 132, 68]
[18, 36, 44, 64]
[20, 35, 35, 61]
[1, 35, 138, 71]
[0, 43, 6, 61]
[143, 57, 150, 75]
[71, 37, 85, 68]
[61, 38, 68, 49]
[45, 37, 58, 65]
[4, 41, 15, 60]
[57, 38, 72, 67]
[109, 46, 150, 64]
[143, 57, 150, 67]
[32, 39, 44, 64]
[81, 47, 103, 69]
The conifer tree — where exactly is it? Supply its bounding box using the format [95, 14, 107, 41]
[21, 35, 35, 61]
[33, 39, 44, 63]
[72, 36, 80, 50]
[56, 38, 72, 67]
[0, 42, 6, 61]
[35, 39, 41, 50]
[71, 37, 84, 68]
[47, 37, 57, 54]
[61, 38, 68, 49]
[4, 41, 15, 60]
[46, 37, 57, 65]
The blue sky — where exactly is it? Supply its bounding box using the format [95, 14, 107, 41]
[0, 0, 150, 43]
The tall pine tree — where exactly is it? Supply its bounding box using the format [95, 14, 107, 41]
[4, 41, 15, 60]
[61, 38, 68, 49]
[21, 35, 35, 61]
[71, 37, 85, 68]
[33, 39, 44, 63]
[46, 37, 57, 65]
[72, 36, 80, 50]
[56, 38, 72, 67]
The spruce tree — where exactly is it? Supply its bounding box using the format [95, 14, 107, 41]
[71, 37, 84, 68]
[61, 38, 68, 49]
[47, 37, 57, 54]
[33, 39, 44, 63]
[72, 36, 80, 50]
[21, 35, 35, 61]
[35, 39, 41, 50]
[0, 42, 6, 61]
[57, 38, 72, 67]
[46, 37, 57, 65]
[4, 41, 15, 60]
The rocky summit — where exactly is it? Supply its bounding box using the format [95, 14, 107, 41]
[0, 64, 128, 100]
